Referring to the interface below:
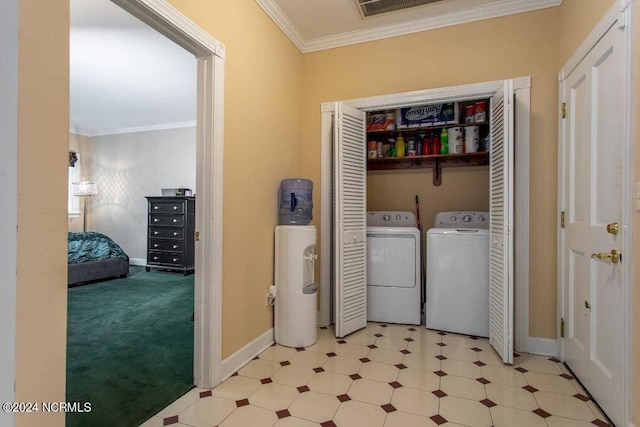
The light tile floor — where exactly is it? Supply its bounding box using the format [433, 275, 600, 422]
[140, 323, 612, 427]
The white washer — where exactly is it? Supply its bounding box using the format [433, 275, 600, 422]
[426, 211, 490, 337]
[367, 211, 421, 325]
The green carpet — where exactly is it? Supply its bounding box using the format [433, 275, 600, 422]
[66, 266, 194, 427]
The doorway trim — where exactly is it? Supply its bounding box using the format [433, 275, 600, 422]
[113, 0, 225, 388]
[0, 1, 18, 425]
[557, 0, 634, 424]
[319, 77, 532, 353]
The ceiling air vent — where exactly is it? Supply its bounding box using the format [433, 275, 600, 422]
[355, 0, 443, 18]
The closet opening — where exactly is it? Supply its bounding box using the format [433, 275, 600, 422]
[319, 78, 531, 360]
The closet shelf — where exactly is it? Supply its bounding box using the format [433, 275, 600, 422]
[367, 121, 489, 138]
[367, 152, 489, 186]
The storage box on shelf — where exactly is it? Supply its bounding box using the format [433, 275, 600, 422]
[396, 102, 459, 128]
[366, 99, 490, 186]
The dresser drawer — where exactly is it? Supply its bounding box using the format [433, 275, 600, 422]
[149, 239, 183, 252]
[148, 253, 183, 266]
[149, 201, 185, 214]
[149, 227, 184, 239]
[149, 214, 184, 227]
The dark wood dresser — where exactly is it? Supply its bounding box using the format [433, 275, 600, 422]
[145, 196, 195, 275]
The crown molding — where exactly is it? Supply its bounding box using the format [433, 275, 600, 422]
[70, 120, 196, 137]
[254, 0, 306, 52]
[256, 0, 562, 53]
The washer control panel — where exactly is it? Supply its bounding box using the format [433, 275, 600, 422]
[433, 211, 489, 229]
[367, 211, 417, 227]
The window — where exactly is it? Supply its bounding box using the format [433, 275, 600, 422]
[69, 152, 80, 216]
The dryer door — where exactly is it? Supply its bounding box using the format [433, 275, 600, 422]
[367, 232, 421, 325]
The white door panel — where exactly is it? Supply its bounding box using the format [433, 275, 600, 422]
[489, 79, 514, 364]
[334, 102, 367, 338]
[561, 17, 627, 427]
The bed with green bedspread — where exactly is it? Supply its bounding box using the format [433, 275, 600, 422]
[68, 232, 129, 286]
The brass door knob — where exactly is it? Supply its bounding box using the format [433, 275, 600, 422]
[591, 249, 621, 264]
[606, 222, 619, 235]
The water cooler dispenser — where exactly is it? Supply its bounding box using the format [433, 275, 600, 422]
[273, 179, 317, 348]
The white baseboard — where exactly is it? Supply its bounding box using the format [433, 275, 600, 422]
[527, 337, 558, 356]
[220, 328, 274, 381]
[129, 258, 146, 266]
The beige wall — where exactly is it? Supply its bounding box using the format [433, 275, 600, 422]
[367, 168, 489, 228]
[15, 0, 69, 426]
[167, 0, 304, 358]
[557, 0, 617, 63]
[13, 0, 304, 423]
[301, 1, 622, 343]
[12, 0, 637, 424]
[301, 7, 562, 339]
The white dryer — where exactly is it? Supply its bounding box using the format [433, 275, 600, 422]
[426, 211, 490, 337]
[367, 211, 421, 325]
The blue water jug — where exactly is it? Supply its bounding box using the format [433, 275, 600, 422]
[278, 179, 313, 225]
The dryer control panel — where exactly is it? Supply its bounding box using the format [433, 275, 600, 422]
[432, 211, 489, 229]
[367, 211, 417, 227]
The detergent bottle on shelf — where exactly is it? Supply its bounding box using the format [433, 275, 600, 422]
[422, 134, 431, 155]
[395, 135, 405, 158]
[440, 128, 449, 154]
[431, 133, 440, 155]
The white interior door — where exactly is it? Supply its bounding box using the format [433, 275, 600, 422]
[333, 102, 367, 338]
[489, 79, 514, 364]
[561, 17, 628, 426]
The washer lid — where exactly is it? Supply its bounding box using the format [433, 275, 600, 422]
[367, 211, 417, 227]
[427, 228, 489, 235]
[368, 226, 420, 236]
[432, 211, 489, 229]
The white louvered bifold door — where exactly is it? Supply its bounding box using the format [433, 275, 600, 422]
[489, 80, 515, 364]
[333, 102, 367, 338]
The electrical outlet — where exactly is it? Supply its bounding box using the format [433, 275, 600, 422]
[266, 285, 277, 306]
